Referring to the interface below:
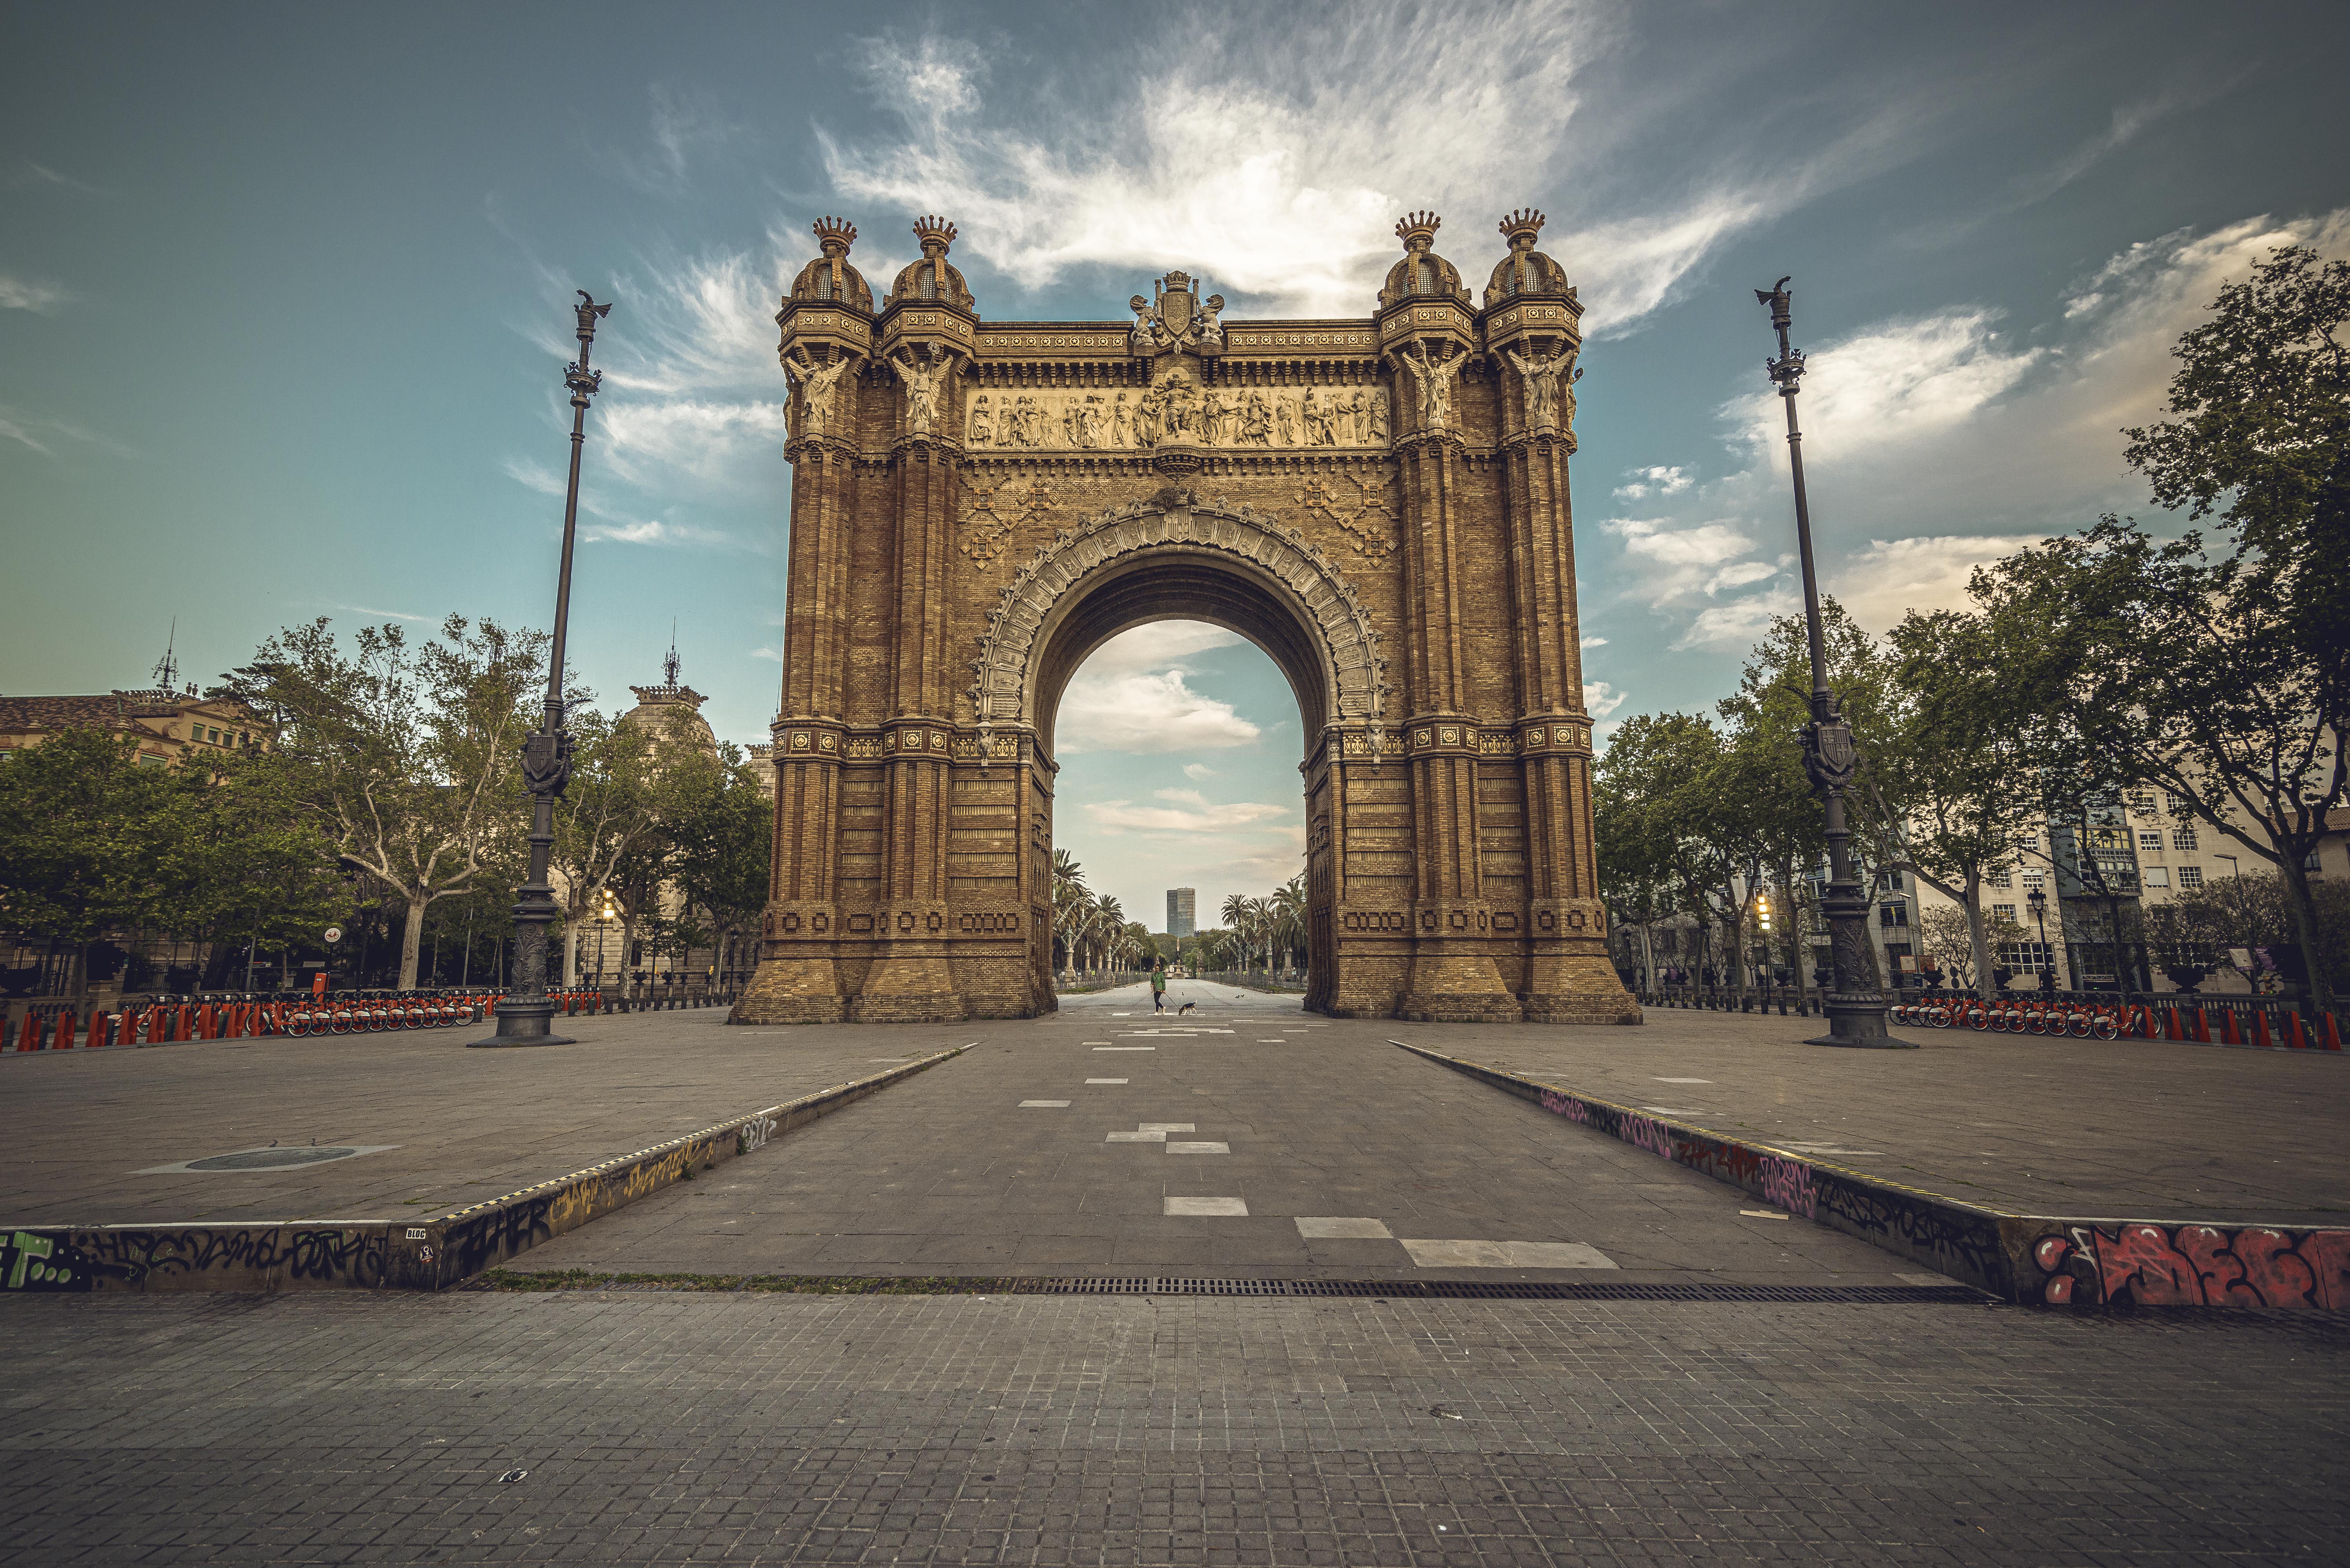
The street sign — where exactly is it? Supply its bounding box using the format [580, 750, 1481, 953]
[324, 926, 343, 945]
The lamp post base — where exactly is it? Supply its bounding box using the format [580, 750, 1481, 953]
[1804, 995, 1909, 1049]
[466, 998, 574, 1050]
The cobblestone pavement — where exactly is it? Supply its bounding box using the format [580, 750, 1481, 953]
[0, 1009, 975, 1226]
[519, 982, 1921, 1286]
[2, 1288, 2343, 1565]
[1428, 1004, 2349, 1223]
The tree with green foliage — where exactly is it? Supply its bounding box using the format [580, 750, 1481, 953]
[665, 746, 774, 983]
[228, 615, 546, 990]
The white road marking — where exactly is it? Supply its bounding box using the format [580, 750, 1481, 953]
[1896, 1272, 1957, 1286]
[1295, 1217, 1392, 1239]
[1398, 1240, 1618, 1270]
[1137, 1123, 1196, 1133]
[1104, 1131, 1162, 1142]
[1085, 1078, 1128, 1085]
[1094, 1046, 1154, 1051]
[1019, 1100, 1070, 1108]
[1740, 1210, 1791, 1220]
[1641, 1107, 1708, 1117]
[1165, 1141, 1230, 1154]
[1164, 1196, 1247, 1216]
[1654, 1077, 1712, 1084]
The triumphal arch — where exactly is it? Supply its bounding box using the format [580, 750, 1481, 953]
[732, 210, 1638, 1026]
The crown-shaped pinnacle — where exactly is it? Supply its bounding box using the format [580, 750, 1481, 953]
[811, 216, 858, 249]
[1394, 210, 1442, 245]
[912, 215, 959, 249]
[1498, 208, 1547, 240]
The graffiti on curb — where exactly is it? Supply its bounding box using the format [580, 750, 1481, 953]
[738, 1112, 778, 1156]
[2029, 1222, 2350, 1308]
[1, 1225, 394, 1293]
[1758, 1156, 1816, 1220]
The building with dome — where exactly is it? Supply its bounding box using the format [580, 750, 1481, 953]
[743, 206, 1628, 1029]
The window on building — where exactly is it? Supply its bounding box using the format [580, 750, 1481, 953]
[2306, 851, 2323, 872]
[1989, 868, 2012, 889]
[2000, 941, 2053, 973]
[2173, 827, 2198, 850]
[2178, 866, 2203, 889]
[2014, 833, 2039, 853]
[1993, 903, 2017, 923]
[2138, 831, 2163, 852]
[2144, 866, 2169, 887]
[2126, 790, 2154, 813]
[1880, 900, 1909, 929]
[2021, 868, 2046, 888]
[138, 754, 166, 768]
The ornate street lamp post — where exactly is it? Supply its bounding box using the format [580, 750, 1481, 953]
[1755, 278, 1898, 1047]
[472, 290, 611, 1048]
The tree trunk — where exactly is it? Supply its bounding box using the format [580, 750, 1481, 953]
[2278, 852, 2336, 1013]
[400, 893, 428, 990]
[563, 923, 580, 987]
[1963, 871, 1995, 1004]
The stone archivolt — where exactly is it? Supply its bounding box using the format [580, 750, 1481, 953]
[740, 211, 1636, 1028]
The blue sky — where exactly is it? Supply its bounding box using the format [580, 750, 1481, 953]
[5, 1, 2347, 929]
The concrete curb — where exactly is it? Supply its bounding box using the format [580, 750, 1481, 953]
[0, 1045, 973, 1295]
[1392, 1040, 2350, 1311]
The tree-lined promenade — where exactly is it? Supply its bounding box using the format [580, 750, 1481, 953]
[0, 615, 772, 998]
[1599, 247, 2348, 1012]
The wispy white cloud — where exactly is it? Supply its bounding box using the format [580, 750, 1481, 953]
[1056, 625, 1262, 755]
[1084, 793, 1291, 834]
[0, 273, 70, 313]
[327, 602, 432, 624]
[1182, 762, 1217, 780]
[821, 11, 1682, 320]
[0, 405, 137, 459]
[5, 159, 104, 194]
[1612, 465, 1691, 500]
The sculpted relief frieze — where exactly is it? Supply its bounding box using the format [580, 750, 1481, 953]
[966, 372, 1392, 454]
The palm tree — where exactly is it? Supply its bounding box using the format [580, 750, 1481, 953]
[1270, 875, 1306, 976]
[1050, 850, 1087, 978]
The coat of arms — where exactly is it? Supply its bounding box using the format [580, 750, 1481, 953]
[1130, 271, 1225, 357]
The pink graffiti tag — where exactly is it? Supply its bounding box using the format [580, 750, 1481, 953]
[1538, 1090, 1590, 1125]
[1758, 1156, 1817, 1219]
[1619, 1115, 1674, 1160]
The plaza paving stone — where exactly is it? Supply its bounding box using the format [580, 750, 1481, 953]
[1431, 999, 2350, 1224]
[515, 983, 1930, 1286]
[0, 1008, 976, 1227]
[0, 1285, 2341, 1565]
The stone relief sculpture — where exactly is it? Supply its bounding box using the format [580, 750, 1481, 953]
[1504, 345, 1581, 434]
[1400, 341, 1466, 432]
[955, 373, 1392, 453]
[889, 347, 952, 437]
[1197, 293, 1226, 349]
[1128, 295, 1159, 355]
[783, 347, 855, 440]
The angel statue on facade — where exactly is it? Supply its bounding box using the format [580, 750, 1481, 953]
[1503, 345, 1580, 434]
[783, 347, 855, 440]
[888, 346, 951, 437]
[1400, 341, 1464, 431]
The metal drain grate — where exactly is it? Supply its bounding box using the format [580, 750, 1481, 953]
[477, 1271, 1993, 1303]
[1000, 1278, 1989, 1303]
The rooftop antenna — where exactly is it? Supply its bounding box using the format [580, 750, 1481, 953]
[663, 620, 680, 689]
[152, 620, 180, 694]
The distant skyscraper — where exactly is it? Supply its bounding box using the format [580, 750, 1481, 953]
[1166, 888, 1196, 938]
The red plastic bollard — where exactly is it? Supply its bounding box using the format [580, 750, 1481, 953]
[173, 1005, 192, 1041]
[2287, 1012, 2310, 1050]
[14, 1012, 34, 1052]
[2252, 1009, 2272, 1047]
[55, 1012, 78, 1050]
[2219, 1009, 2240, 1046]
[2325, 1012, 2344, 1051]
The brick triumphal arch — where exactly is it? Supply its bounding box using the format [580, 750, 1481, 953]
[732, 211, 1638, 1026]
